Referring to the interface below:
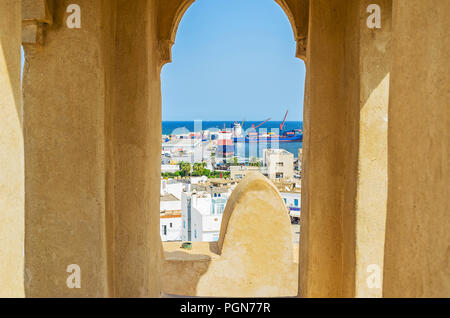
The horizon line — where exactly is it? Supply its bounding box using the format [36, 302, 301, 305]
[161, 120, 304, 122]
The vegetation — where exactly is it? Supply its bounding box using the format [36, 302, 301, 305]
[179, 162, 191, 177]
[249, 156, 262, 167]
[209, 171, 230, 178]
[227, 157, 239, 166]
[161, 161, 230, 179]
[162, 171, 184, 178]
[192, 162, 206, 175]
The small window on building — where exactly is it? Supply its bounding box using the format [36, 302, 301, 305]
[294, 199, 299, 206]
[183, 220, 185, 228]
[170, 222, 173, 228]
[276, 162, 284, 167]
[162, 225, 167, 235]
[276, 172, 283, 179]
[194, 229, 197, 239]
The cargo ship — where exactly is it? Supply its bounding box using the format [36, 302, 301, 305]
[232, 111, 303, 143]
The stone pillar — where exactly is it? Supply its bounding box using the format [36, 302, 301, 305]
[353, 0, 391, 298]
[111, 0, 163, 297]
[300, 0, 391, 297]
[23, 0, 163, 298]
[300, 0, 354, 297]
[0, 0, 24, 297]
[23, 0, 115, 297]
[383, 0, 450, 298]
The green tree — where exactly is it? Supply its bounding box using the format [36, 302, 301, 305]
[226, 157, 239, 166]
[179, 162, 191, 177]
[193, 162, 206, 175]
[249, 157, 261, 167]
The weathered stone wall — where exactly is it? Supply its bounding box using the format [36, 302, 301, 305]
[383, 0, 450, 298]
[110, 0, 163, 298]
[22, 0, 163, 297]
[0, 0, 447, 298]
[23, 0, 114, 297]
[354, 0, 391, 298]
[301, 0, 355, 298]
[300, 0, 391, 298]
[0, 0, 24, 297]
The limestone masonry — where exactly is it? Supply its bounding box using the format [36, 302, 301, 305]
[0, 0, 448, 298]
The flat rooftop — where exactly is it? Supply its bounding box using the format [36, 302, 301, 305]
[208, 178, 237, 185]
[265, 149, 293, 155]
[162, 139, 201, 147]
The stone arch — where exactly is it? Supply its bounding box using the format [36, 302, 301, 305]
[157, 0, 309, 67]
[157, 0, 195, 67]
[273, 0, 309, 60]
[274, 0, 297, 38]
[195, 172, 297, 297]
[217, 172, 292, 255]
[157, 0, 307, 296]
[163, 172, 298, 297]
[11, 0, 424, 299]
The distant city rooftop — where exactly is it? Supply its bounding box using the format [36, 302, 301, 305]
[265, 149, 293, 155]
[163, 139, 201, 147]
[160, 193, 180, 202]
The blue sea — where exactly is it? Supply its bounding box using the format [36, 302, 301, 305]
[162, 121, 303, 158]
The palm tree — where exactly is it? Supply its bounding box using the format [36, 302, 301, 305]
[179, 162, 191, 177]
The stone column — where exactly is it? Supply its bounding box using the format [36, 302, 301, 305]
[110, 0, 163, 297]
[23, 0, 115, 297]
[353, 0, 391, 298]
[23, 0, 163, 297]
[300, 0, 354, 297]
[383, 0, 450, 297]
[0, 0, 24, 297]
[300, 0, 391, 297]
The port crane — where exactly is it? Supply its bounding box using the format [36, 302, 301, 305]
[280, 110, 289, 131]
[231, 110, 302, 143]
[251, 117, 271, 130]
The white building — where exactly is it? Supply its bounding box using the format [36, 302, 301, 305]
[190, 176, 208, 185]
[280, 191, 301, 219]
[162, 138, 201, 152]
[181, 190, 228, 242]
[262, 149, 294, 180]
[160, 179, 184, 241]
[162, 139, 203, 164]
[161, 179, 183, 199]
[161, 164, 180, 174]
[160, 193, 182, 241]
[230, 165, 260, 179]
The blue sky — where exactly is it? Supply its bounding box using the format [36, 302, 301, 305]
[161, 0, 305, 122]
